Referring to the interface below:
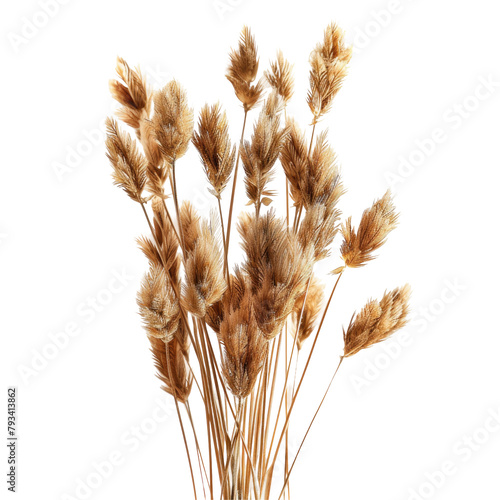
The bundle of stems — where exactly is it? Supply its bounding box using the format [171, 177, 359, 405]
[105, 23, 411, 500]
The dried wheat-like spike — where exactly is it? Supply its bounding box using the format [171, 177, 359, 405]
[343, 284, 411, 357]
[179, 201, 201, 255]
[149, 334, 192, 403]
[153, 80, 194, 163]
[109, 56, 151, 131]
[137, 197, 180, 279]
[105, 117, 147, 203]
[281, 124, 343, 211]
[241, 91, 288, 208]
[183, 218, 227, 318]
[219, 292, 268, 399]
[297, 203, 338, 261]
[307, 23, 352, 124]
[265, 51, 294, 105]
[280, 120, 308, 209]
[341, 190, 398, 268]
[226, 26, 264, 111]
[293, 276, 324, 350]
[138, 265, 180, 342]
[239, 211, 313, 339]
[205, 268, 247, 334]
[192, 103, 236, 198]
[139, 119, 170, 198]
[303, 130, 343, 209]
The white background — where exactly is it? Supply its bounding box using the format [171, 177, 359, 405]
[2, 0, 500, 499]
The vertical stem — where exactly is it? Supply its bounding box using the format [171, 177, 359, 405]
[225, 110, 248, 267]
[217, 197, 229, 283]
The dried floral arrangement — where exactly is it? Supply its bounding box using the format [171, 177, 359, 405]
[105, 23, 411, 500]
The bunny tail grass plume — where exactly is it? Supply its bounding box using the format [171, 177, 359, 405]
[109, 56, 151, 131]
[226, 26, 264, 111]
[183, 217, 226, 318]
[153, 80, 194, 163]
[149, 334, 192, 403]
[219, 292, 268, 399]
[239, 211, 313, 339]
[137, 197, 180, 276]
[105, 117, 147, 203]
[280, 119, 308, 210]
[241, 91, 288, 209]
[341, 190, 398, 268]
[307, 23, 352, 124]
[343, 284, 411, 357]
[137, 265, 180, 343]
[264, 50, 294, 105]
[293, 276, 325, 350]
[192, 103, 236, 199]
[179, 201, 201, 255]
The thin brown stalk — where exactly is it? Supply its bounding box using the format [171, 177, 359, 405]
[224, 109, 248, 264]
[278, 356, 344, 500]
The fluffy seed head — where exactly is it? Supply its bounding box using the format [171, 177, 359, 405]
[109, 56, 151, 131]
[293, 277, 324, 350]
[137, 265, 180, 343]
[241, 91, 288, 208]
[343, 284, 411, 357]
[192, 103, 236, 198]
[226, 26, 264, 111]
[183, 217, 227, 318]
[264, 51, 294, 104]
[153, 80, 194, 163]
[341, 190, 398, 268]
[105, 117, 147, 203]
[307, 23, 352, 123]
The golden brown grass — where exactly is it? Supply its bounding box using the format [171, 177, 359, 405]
[105, 23, 411, 500]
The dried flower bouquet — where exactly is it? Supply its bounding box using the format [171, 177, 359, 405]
[105, 22, 411, 500]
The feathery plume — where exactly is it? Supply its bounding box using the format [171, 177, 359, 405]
[219, 292, 268, 399]
[265, 51, 294, 104]
[340, 190, 398, 268]
[183, 218, 227, 318]
[293, 277, 324, 350]
[149, 334, 192, 403]
[153, 80, 194, 163]
[239, 211, 313, 339]
[226, 26, 264, 111]
[105, 117, 147, 203]
[343, 284, 411, 357]
[192, 103, 236, 199]
[179, 201, 201, 255]
[241, 91, 288, 209]
[138, 265, 180, 343]
[109, 57, 151, 131]
[307, 23, 352, 124]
